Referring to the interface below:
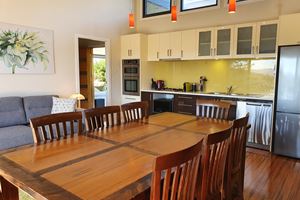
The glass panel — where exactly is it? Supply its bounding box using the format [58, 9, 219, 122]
[125, 80, 138, 92]
[217, 29, 231, 56]
[259, 24, 277, 54]
[144, 0, 171, 17]
[182, 0, 218, 11]
[198, 31, 211, 56]
[237, 27, 253, 55]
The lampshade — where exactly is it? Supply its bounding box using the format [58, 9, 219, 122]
[129, 13, 135, 29]
[171, 5, 177, 23]
[229, 0, 237, 13]
[69, 93, 85, 100]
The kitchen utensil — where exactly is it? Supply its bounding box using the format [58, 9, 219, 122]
[192, 83, 197, 92]
[157, 80, 165, 90]
[151, 78, 158, 90]
[200, 76, 208, 92]
[183, 82, 192, 92]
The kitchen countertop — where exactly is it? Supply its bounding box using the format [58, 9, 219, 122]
[141, 89, 274, 102]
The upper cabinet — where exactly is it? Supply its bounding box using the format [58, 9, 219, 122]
[148, 34, 160, 61]
[121, 34, 143, 59]
[279, 13, 300, 46]
[181, 30, 197, 60]
[214, 26, 234, 58]
[233, 21, 278, 58]
[159, 32, 182, 59]
[197, 28, 214, 59]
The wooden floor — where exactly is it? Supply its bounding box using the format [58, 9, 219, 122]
[244, 148, 300, 200]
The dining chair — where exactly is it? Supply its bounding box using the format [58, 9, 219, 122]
[150, 138, 204, 200]
[30, 112, 83, 144]
[199, 127, 232, 200]
[84, 106, 121, 131]
[224, 114, 250, 200]
[196, 99, 231, 120]
[121, 101, 149, 123]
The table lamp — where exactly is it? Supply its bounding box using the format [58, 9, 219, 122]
[70, 93, 85, 108]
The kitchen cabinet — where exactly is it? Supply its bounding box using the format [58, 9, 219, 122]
[147, 34, 160, 61]
[174, 94, 197, 115]
[196, 28, 214, 59]
[181, 30, 197, 60]
[278, 13, 300, 45]
[233, 21, 278, 58]
[256, 21, 278, 58]
[141, 92, 153, 115]
[196, 26, 234, 59]
[121, 34, 141, 59]
[233, 23, 256, 58]
[214, 26, 234, 58]
[159, 32, 182, 59]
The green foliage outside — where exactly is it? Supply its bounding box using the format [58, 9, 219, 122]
[94, 59, 106, 91]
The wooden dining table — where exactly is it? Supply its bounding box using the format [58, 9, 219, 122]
[0, 112, 232, 200]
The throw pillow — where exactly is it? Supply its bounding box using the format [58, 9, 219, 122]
[51, 97, 76, 114]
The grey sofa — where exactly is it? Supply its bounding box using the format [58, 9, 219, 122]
[0, 95, 55, 151]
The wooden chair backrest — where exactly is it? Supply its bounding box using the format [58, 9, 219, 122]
[30, 112, 83, 144]
[225, 114, 249, 200]
[121, 101, 149, 123]
[200, 127, 232, 200]
[196, 99, 231, 120]
[84, 106, 121, 131]
[151, 139, 204, 200]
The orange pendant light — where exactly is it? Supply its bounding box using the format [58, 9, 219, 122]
[129, 13, 135, 29]
[171, 0, 177, 22]
[228, 0, 236, 13]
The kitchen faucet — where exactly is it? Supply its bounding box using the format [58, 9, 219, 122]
[227, 85, 233, 95]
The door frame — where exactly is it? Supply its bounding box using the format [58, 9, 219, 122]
[74, 34, 111, 106]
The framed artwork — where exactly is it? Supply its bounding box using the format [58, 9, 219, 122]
[0, 22, 55, 74]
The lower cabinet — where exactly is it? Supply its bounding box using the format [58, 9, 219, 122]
[174, 94, 197, 115]
[141, 92, 153, 115]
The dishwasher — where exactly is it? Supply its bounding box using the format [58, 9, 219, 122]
[153, 93, 174, 114]
[236, 101, 273, 150]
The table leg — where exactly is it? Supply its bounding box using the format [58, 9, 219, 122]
[0, 176, 19, 200]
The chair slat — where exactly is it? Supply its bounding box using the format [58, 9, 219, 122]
[196, 99, 231, 120]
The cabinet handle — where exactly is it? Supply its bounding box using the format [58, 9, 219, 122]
[252, 46, 255, 54]
[214, 48, 217, 56]
[178, 103, 193, 107]
[170, 49, 172, 57]
[128, 50, 130, 56]
[130, 49, 133, 56]
[167, 49, 169, 56]
[181, 50, 183, 57]
[178, 96, 193, 99]
[256, 46, 259, 54]
[178, 111, 193, 115]
[210, 48, 213, 56]
[157, 52, 159, 59]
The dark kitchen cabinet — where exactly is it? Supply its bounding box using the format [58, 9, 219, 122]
[141, 92, 153, 115]
[174, 94, 197, 115]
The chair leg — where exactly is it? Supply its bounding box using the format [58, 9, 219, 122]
[0, 177, 19, 200]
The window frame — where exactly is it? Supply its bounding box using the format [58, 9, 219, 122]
[143, 0, 172, 18]
[180, 0, 219, 12]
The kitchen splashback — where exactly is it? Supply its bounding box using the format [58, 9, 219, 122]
[151, 59, 276, 95]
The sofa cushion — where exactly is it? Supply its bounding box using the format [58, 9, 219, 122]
[0, 125, 33, 151]
[23, 95, 57, 123]
[0, 97, 27, 128]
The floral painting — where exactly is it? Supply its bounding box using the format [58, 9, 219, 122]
[0, 22, 54, 74]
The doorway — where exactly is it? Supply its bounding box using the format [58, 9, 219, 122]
[75, 36, 111, 109]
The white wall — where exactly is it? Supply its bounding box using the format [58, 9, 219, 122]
[136, 0, 300, 33]
[0, 0, 132, 105]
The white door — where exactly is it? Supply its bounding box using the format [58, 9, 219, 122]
[196, 28, 215, 59]
[279, 13, 300, 46]
[148, 34, 160, 61]
[234, 23, 256, 58]
[214, 26, 234, 59]
[159, 33, 171, 59]
[129, 34, 141, 59]
[182, 30, 197, 60]
[170, 32, 182, 59]
[121, 35, 131, 59]
[256, 21, 278, 58]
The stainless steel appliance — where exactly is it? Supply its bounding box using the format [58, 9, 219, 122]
[122, 59, 140, 96]
[273, 45, 300, 158]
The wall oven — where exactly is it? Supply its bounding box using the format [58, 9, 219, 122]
[122, 59, 140, 96]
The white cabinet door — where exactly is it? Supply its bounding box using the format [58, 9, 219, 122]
[148, 34, 159, 61]
[121, 35, 131, 59]
[121, 34, 141, 59]
[233, 23, 256, 58]
[159, 33, 170, 59]
[170, 32, 182, 59]
[255, 21, 278, 58]
[279, 13, 300, 45]
[214, 26, 234, 58]
[182, 30, 197, 60]
[196, 28, 215, 59]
